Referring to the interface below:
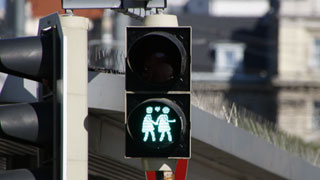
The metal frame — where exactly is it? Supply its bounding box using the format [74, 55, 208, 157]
[38, 13, 64, 180]
[62, 0, 166, 9]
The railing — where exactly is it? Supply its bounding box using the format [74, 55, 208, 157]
[88, 39, 126, 74]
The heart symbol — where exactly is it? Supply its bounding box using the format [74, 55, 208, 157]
[155, 106, 161, 112]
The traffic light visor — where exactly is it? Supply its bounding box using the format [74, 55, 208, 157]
[127, 32, 187, 85]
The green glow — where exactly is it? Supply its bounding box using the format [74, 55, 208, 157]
[141, 106, 176, 143]
[142, 106, 156, 142]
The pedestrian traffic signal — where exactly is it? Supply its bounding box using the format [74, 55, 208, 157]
[125, 26, 191, 158]
[0, 16, 63, 180]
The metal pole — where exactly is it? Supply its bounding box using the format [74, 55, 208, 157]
[113, 12, 129, 72]
[15, 0, 25, 36]
[5, 0, 25, 37]
[60, 14, 89, 180]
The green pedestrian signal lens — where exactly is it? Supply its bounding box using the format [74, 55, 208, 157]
[127, 99, 185, 150]
[141, 106, 176, 143]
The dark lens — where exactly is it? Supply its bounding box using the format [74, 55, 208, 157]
[129, 33, 182, 84]
[142, 42, 176, 83]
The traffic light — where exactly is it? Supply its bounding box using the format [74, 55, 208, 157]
[0, 18, 62, 179]
[125, 26, 191, 158]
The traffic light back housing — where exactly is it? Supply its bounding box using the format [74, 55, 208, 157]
[0, 34, 54, 82]
[0, 20, 62, 180]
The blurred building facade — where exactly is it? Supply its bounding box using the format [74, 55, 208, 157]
[179, 0, 279, 124]
[277, 0, 320, 143]
[1, 0, 320, 179]
[185, 0, 269, 17]
[180, 0, 320, 144]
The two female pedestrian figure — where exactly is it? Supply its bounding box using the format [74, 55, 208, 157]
[142, 106, 176, 142]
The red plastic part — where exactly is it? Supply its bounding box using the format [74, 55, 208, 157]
[146, 171, 156, 180]
[145, 159, 188, 180]
[175, 159, 188, 180]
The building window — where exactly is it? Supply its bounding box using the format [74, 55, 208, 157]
[312, 101, 320, 130]
[225, 50, 236, 67]
[210, 42, 245, 74]
[310, 38, 320, 70]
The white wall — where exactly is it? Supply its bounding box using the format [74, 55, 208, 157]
[186, 0, 269, 17]
[211, 0, 269, 17]
[278, 19, 312, 80]
[278, 18, 320, 81]
[277, 89, 320, 144]
[281, 0, 320, 17]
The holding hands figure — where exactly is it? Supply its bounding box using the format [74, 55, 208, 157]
[155, 107, 176, 142]
[142, 107, 157, 142]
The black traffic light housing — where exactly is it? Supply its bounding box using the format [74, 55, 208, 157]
[125, 26, 191, 158]
[0, 15, 62, 180]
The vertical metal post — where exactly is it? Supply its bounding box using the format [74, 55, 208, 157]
[113, 12, 129, 72]
[5, 0, 25, 37]
[60, 15, 89, 180]
[140, 14, 189, 180]
[15, 0, 25, 36]
[52, 26, 60, 180]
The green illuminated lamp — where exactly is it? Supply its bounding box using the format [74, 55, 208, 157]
[127, 98, 185, 150]
[142, 106, 176, 143]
